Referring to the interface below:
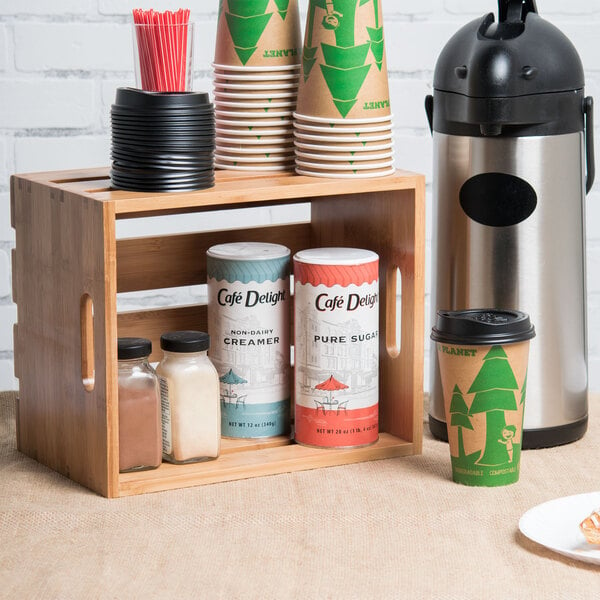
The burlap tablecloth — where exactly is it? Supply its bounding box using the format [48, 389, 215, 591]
[1, 390, 598, 599]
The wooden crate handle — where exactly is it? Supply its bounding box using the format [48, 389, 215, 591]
[385, 264, 401, 359]
[80, 293, 95, 392]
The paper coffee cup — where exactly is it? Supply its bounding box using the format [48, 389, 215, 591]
[216, 161, 294, 171]
[297, 0, 390, 120]
[295, 149, 394, 161]
[294, 139, 393, 152]
[293, 130, 392, 143]
[214, 0, 302, 68]
[216, 108, 293, 118]
[217, 142, 294, 153]
[213, 62, 300, 73]
[213, 72, 301, 82]
[295, 157, 394, 170]
[295, 166, 395, 178]
[216, 134, 294, 146]
[214, 99, 296, 110]
[431, 309, 536, 487]
[215, 152, 295, 163]
[294, 121, 392, 133]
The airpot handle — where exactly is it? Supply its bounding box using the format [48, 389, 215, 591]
[584, 96, 595, 194]
[498, 0, 537, 22]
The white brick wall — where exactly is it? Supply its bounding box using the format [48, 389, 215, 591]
[1, 0, 600, 395]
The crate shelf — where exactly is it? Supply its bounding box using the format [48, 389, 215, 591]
[11, 168, 425, 497]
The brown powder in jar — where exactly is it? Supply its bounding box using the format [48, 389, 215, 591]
[118, 384, 162, 472]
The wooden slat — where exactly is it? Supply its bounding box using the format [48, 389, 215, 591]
[118, 433, 413, 496]
[117, 222, 311, 293]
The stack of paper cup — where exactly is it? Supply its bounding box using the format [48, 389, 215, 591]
[213, 0, 302, 171]
[294, 0, 395, 178]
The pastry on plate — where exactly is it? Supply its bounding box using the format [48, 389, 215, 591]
[580, 508, 600, 545]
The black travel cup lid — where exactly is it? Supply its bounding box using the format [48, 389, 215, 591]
[160, 331, 210, 352]
[431, 309, 535, 345]
[114, 87, 210, 111]
[118, 337, 152, 359]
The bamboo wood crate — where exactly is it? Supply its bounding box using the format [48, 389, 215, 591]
[10, 168, 425, 498]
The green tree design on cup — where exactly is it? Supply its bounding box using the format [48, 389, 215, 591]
[449, 384, 473, 459]
[301, 0, 386, 117]
[468, 345, 519, 467]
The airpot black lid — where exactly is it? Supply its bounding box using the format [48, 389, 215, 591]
[433, 0, 584, 98]
[431, 309, 535, 345]
[160, 331, 210, 353]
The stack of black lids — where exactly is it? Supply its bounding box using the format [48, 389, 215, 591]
[110, 87, 215, 192]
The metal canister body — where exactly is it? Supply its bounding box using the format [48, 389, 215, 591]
[293, 248, 379, 448]
[429, 132, 588, 447]
[207, 242, 291, 438]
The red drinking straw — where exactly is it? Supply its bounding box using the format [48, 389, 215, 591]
[133, 8, 190, 92]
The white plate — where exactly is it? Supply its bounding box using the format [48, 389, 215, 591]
[519, 492, 600, 565]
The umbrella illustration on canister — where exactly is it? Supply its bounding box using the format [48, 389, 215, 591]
[314, 374, 349, 414]
[219, 368, 248, 407]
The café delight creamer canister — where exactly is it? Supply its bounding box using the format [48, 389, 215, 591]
[293, 248, 379, 448]
[207, 242, 291, 438]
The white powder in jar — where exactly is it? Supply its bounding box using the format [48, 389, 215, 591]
[157, 331, 221, 463]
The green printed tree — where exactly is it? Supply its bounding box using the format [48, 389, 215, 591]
[302, 0, 383, 117]
[449, 384, 473, 459]
[225, 0, 274, 65]
[520, 369, 528, 406]
[468, 346, 519, 466]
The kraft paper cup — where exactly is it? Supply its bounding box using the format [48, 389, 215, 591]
[213, 72, 301, 82]
[215, 117, 292, 127]
[293, 121, 392, 133]
[297, 0, 391, 120]
[295, 149, 394, 162]
[294, 111, 392, 125]
[295, 157, 394, 170]
[216, 134, 294, 146]
[214, 99, 296, 110]
[214, 0, 302, 68]
[293, 130, 392, 143]
[294, 139, 393, 152]
[216, 161, 294, 171]
[216, 108, 293, 118]
[295, 166, 395, 178]
[212, 62, 300, 73]
[216, 126, 291, 137]
[431, 309, 536, 487]
[213, 81, 299, 92]
[215, 152, 294, 163]
[217, 142, 294, 154]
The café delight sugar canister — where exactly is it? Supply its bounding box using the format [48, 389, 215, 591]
[293, 247, 380, 448]
[207, 242, 291, 438]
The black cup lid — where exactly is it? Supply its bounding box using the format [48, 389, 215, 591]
[160, 331, 210, 352]
[114, 87, 210, 110]
[118, 337, 152, 359]
[431, 309, 535, 345]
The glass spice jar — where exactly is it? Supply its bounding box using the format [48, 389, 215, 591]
[117, 337, 162, 473]
[156, 331, 221, 464]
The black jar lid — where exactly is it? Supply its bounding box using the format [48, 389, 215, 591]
[431, 309, 535, 345]
[118, 337, 152, 360]
[160, 331, 210, 353]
